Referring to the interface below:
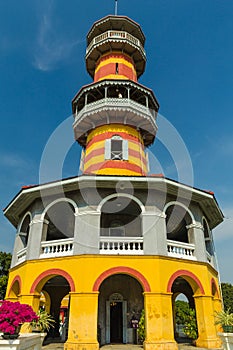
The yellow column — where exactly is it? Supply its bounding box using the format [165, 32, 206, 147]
[18, 294, 41, 333]
[65, 292, 99, 350]
[144, 292, 178, 350]
[194, 294, 222, 348]
[18, 293, 41, 311]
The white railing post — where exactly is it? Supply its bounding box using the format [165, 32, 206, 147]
[167, 240, 196, 260]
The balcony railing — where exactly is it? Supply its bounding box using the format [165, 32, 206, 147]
[167, 240, 196, 260]
[17, 247, 27, 264]
[99, 236, 143, 255]
[74, 98, 157, 133]
[86, 30, 146, 59]
[40, 238, 74, 258]
[15, 237, 215, 264]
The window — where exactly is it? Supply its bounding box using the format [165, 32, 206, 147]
[116, 63, 119, 74]
[105, 136, 128, 160]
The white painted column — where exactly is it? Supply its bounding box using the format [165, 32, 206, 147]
[73, 211, 100, 254]
[143, 211, 167, 255]
[187, 223, 207, 262]
[26, 215, 49, 260]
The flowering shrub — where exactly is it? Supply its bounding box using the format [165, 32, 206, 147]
[0, 301, 38, 334]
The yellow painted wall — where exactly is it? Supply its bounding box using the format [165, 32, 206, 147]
[6, 255, 222, 350]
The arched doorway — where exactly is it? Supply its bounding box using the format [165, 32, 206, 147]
[41, 276, 70, 340]
[171, 277, 198, 344]
[31, 271, 74, 343]
[98, 274, 144, 345]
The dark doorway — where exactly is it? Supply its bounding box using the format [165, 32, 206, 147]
[110, 302, 123, 343]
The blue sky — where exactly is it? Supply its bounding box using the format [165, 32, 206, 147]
[0, 0, 233, 282]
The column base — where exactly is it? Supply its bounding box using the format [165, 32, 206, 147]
[195, 336, 222, 349]
[144, 340, 178, 350]
[64, 341, 99, 350]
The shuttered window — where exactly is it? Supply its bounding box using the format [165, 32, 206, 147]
[105, 136, 128, 161]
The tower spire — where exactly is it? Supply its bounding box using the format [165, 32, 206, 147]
[115, 0, 118, 15]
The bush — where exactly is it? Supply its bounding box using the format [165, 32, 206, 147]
[138, 309, 145, 342]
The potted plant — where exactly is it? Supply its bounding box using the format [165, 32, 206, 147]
[215, 309, 233, 333]
[0, 300, 38, 339]
[30, 309, 55, 333]
[215, 309, 233, 350]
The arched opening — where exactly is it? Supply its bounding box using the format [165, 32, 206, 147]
[166, 204, 192, 243]
[7, 277, 21, 300]
[171, 277, 198, 344]
[100, 197, 142, 237]
[98, 274, 144, 345]
[44, 201, 75, 241]
[31, 272, 73, 344]
[19, 214, 31, 247]
[203, 218, 213, 256]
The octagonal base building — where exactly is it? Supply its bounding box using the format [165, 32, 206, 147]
[5, 14, 224, 350]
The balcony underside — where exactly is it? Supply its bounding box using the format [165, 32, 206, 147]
[73, 98, 157, 146]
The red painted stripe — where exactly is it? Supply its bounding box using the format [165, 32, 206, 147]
[95, 63, 136, 82]
[87, 131, 143, 148]
[84, 160, 145, 175]
[85, 146, 147, 166]
[93, 266, 151, 292]
[96, 52, 135, 66]
[128, 149, 147, 166]
[84, 147, 104, 163]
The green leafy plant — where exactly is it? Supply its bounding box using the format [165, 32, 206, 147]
[183, 308, 198, 340]
[214, 308, 233, 332]
[175, 301, 198, 340]
[138, 309, 145, 342]
[30, 309, 55, 332]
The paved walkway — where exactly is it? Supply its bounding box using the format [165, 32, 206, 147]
[42, 343, 223, 350]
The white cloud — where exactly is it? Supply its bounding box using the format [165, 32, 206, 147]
[33, 1, 83, 71]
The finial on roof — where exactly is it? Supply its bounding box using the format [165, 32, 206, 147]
[115, 0, 118, 15]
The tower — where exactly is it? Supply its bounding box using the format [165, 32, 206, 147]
[72, 15, 159, 176]
[4, 14, 224, 350]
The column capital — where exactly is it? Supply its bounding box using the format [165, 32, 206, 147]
[29, 218, 49, 226]
[143, 211, 166, 218]
[186, 223, 203, 230]
[75, 211, 100, 217]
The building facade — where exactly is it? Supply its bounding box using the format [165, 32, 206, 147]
[5, 15, 223, 350]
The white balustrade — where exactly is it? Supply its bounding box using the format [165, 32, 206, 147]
[17, 248, 27, 264]
[74, 97, 157, 132]
[167, 240, 196, 260]
[40, 238, 74, 258]
[100, 237, 143, 255]
[206, 251, 212, 264]
[86, 30, 145, 58]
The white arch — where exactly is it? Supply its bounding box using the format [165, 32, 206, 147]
[163, 201, 195, 224]
[97, 193, 145, 213]
[202, 216, 211, 238]
[41, 197, 78, 220]
[18, 211, 32, 233]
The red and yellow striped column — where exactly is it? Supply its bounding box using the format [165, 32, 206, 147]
[94, 52, 137, 82]
[83, 124, 148, 176]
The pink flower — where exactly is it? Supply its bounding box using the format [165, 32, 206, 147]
[0, 301, 38, 334]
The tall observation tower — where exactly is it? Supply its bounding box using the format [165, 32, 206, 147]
[73, 15, 159, 176]
[4, 13, 223, 350]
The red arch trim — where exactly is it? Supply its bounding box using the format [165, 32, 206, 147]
[93, 266, 151, 292]
[7, 275, 22, 297]
[30, 269, 75, 293]
[211, 278, 220, 298]
[167, 270, 205, 294]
